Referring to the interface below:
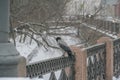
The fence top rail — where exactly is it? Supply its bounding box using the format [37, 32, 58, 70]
[85, 43, 106, 57]
[26, 56, 75, 77]
[27, 56, 74, 66]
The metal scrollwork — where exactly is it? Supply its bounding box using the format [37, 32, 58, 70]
[113, 38, 120, 77]
[86, 43, 106, 80]
[26, 56, 75, 79]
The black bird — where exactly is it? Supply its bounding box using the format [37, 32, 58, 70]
[56, 37, 73, 57]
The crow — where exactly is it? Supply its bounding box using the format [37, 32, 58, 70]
[56, 37, 73, 57]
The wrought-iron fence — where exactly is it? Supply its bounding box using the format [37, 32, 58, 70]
[26, 56, 75, 80]
[113, 38, 120, 77]
[83, 18, 120, 35]
[85, 43, 106, 80]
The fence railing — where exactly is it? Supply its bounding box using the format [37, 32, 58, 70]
[83, 18, 120, 35]
[26, 37, 120, 80]
[71, 37, 120, 80]
[26, 56, 75, 80]
[113, 38, 120, 77]
[47, 17, 120, 37]
[86, 43, 106, 80]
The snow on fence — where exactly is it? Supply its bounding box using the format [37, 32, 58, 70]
[26, 56, 75, 80]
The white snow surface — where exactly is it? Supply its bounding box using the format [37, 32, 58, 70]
[113, 77, 120, 80]
[15, 36, 37, 58]
[15, 26, 81, 63]
[14, 25, 119, 80]
[14, 26, 81, 80]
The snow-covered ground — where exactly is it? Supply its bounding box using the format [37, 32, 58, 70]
[13, 27, 81, 80]
[15, 36, 37, 59]
[15, 27, 81, 63]
[12, 26, 119, 80]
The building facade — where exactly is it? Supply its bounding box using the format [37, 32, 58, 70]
[114, 0, 120, 18]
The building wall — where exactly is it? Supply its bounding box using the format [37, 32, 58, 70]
[114, 1, 120, 18]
